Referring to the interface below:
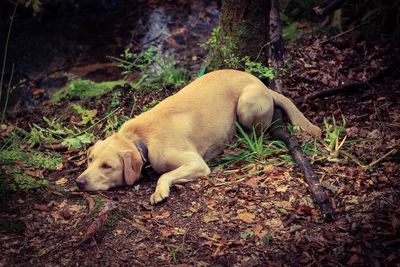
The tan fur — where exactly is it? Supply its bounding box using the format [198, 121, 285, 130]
[76, 70, 321, 204]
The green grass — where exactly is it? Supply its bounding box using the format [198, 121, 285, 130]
[212, 123, 292, 168]
[51, 79, 130, 103]
[91, 196, 105, 215]
[322, 116, 347, 160]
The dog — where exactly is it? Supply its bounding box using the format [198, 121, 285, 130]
[76, 70, 321, 204]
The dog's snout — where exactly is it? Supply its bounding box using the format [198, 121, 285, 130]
[76, 176, 87, 190]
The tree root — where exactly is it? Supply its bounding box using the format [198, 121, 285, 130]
[269, 0, 335, 221]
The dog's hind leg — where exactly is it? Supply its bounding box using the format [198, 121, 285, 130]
[150, 152, 210, 204]
[237, 85, 274, 132]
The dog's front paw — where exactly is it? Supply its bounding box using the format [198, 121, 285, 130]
[150, 184, 170, 205]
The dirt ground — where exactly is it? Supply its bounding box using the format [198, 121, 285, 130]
[1, 2, 400, 267]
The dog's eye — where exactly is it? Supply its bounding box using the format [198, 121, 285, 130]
[88, 157, 93, 163]
[101, 163, 112, 169]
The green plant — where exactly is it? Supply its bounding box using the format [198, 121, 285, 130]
[0, 149, 62, 170]
[103, 114, 129, 135]
[213, 123, 291, 168]
[240, 230, 255, 239]
[13, 173, 49, 191]
[322, 116, 347, 160]
[111, 47, 190, 94]
[71, 104, 96, 125]
[166, 245, 182, 263]
[141, 99, 159, 112]
[62, 133, 95, 150]
[110, 91, 122, 109]
[0, 140, 61, 192]
[243, 56, 274, 80]
[204, 27, 274, 79]
[24, 116, 96, 150]
[282, 22, 299, 44]
[51, 79, 129, 103]
[203, 26, 241, 69]
[109, 47, 158, 75]
[91, 196, 105, 215]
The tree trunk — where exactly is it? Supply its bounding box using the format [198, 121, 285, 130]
[209, 0, 271, 70]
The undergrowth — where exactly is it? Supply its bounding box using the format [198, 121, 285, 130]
[109, 47, 190, 94]
[212, 117, 351, 173]
[203, 26, 275, 79]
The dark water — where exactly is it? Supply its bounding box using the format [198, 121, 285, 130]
[0, 0, 219, 109]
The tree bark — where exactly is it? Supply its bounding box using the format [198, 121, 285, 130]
[209, 0, 271, 70]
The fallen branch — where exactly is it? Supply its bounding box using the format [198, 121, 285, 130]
[304, 65, 397, 101]
[269, 110, 335, 221]
[269, 0, 335, 221]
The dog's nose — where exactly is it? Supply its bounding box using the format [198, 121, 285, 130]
[76, 177, 87, 190]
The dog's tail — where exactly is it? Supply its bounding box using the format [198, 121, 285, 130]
[270, 89, 322, 139]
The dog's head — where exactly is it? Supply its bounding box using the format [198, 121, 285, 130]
[76, 133, 143, 191]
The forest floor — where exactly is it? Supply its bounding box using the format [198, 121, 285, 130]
[1, 2, 400, 267]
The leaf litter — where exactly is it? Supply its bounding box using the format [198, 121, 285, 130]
[1, 3, 400, 267]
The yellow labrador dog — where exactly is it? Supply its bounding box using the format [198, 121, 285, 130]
[76, 70, 321, 204]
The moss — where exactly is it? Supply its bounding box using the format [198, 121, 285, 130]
[51, 79, 132, 103]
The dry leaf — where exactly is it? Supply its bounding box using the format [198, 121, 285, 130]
[202, 213, 219, 223]
[160, 228, 172, 237]
[276, 185, 289, 192]
[245, 177, 258, 188]
[55, 177, 68, 186]
[84, 194, 95, 212]
[236, 212, 255, 223]
[33, 203, 49, 211]
[156, 210, 171, 219]
[263, 165, 274, 174]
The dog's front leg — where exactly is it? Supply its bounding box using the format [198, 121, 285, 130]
[150, 157, 210, 205]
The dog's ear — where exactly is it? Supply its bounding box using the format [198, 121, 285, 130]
[87, 145, 94, 157]
[121, 151, 143, 186]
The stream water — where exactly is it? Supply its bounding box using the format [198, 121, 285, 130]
[0, 0, 219, 109]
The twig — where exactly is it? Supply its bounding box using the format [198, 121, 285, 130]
[368, 148, 397, 168]
[0, 1, 18, 104]
[0, 63, 14, 126]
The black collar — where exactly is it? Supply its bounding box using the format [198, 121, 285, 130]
[135, 141, 149, 165]
[135, 141, 159, 181]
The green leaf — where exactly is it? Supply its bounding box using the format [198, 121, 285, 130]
[261, 234, 271, 245]
[197, 65, 208, 77]
[240, 230, 255, 239]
